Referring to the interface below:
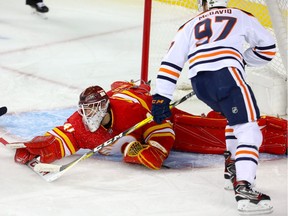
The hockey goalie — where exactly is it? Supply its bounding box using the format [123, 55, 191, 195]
[13, 80, 287, 170]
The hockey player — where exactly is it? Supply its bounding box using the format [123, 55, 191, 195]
[14, 81, 175, 170]
[26, 0, 49, 13]
[151, 0, 276, 214]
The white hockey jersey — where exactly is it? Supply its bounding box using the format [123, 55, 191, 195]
[155, 7, 276, 100]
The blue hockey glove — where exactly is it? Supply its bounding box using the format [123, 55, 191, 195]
[151, 94, 171, 124]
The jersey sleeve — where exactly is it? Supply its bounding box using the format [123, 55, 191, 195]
[44, 112, 81, 158]
[242, 12, 276, 67]
[45, 125, 79, 157]
[155, 23, 191, 100]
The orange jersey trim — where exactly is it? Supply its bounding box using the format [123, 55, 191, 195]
[159, 67, 181, 79]
[231, 67, 256, 121]
[189, 50, 242, 64]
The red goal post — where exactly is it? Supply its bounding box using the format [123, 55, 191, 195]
[141, 0, 287, 116]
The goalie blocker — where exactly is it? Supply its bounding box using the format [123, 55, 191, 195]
[172, 111, 287, 155]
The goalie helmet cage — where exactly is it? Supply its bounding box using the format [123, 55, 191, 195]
[140, 0, 287, 116]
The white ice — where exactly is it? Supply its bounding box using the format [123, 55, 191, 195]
[0, 0, 287, 216]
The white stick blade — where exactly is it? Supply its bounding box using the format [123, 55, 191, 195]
[6, 143, 26, 149]
[34, 163, 61, 173]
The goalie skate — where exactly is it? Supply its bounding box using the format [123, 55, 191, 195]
[234, 181, 273, 215]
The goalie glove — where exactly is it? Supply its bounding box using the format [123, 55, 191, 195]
[123, 140, 168, 170]
[14, 136, 63, 164]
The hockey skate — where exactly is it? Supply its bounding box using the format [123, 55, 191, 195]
[30, 2, 49, 13]
[224, 151, 256, 190]
[29, 2, 49, 19]
[224, 151, 236, 190]
[234, 180, 273, 215]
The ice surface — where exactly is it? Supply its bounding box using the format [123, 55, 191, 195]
[0, 1, 287, 216]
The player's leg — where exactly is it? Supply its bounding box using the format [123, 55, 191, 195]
[191, 69, 237, 188]
[191, 68, 272, 214]
[219, 67, 272, 214]
[191, 69, 237, 189]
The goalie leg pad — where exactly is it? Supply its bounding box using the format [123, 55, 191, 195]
[123, 141, 145, 165]
[258, 116, 287, 154]
[172, 114, 227, 154]
[123, 141, 168, 170]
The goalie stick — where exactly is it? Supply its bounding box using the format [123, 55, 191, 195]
[3, 91, 195, 182]
[0, 106, 7, 117]
[0, 138, 63, 182]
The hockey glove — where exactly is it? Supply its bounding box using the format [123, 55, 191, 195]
[151, 94, 171, 124]
[14, 135, 63, 164]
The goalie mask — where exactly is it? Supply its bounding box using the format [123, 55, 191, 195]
[78, 86, 110, 132]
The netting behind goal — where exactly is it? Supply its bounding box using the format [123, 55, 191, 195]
[143, 0, 287, 116]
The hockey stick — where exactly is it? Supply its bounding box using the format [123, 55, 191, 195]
[5, 91, 195, 182]
[0, 138, 59, 182]
[0, 106, 7, 117]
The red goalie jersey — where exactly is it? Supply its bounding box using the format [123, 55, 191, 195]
[15, 81, 175, 170]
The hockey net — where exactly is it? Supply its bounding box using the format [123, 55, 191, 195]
[142, 0, 287, 116]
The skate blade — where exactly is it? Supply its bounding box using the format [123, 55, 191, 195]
[238, 200, 273, 215]
[31, 8, 48, 19]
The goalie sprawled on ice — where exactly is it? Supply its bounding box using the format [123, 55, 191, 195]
[14, 81, 175, 170]
[12, 80, 287, 170]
